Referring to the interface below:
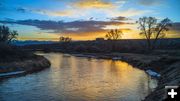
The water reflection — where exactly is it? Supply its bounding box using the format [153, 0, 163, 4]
[0, 53, 157, 101]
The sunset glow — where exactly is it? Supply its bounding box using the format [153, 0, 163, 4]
[0, 0, 179, 40]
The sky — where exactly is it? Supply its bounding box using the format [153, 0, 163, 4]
[0, 0, 180, 41]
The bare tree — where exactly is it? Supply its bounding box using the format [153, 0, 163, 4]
[137, 17, 171, 50]
[59, 36, 72, 42]
[8, 31, 18, 43]
[0, 25, 18, 43]
[105, 29, 123, 40]
[152, 18, 171, 49]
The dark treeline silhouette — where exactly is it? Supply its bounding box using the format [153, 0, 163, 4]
[21, 38, 180, 54]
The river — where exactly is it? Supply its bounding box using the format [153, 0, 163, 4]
[0, 53, 157, 101]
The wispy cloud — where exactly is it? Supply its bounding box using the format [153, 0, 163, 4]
[110, 16, 130, 21]
[16, 7, 73, 17]
[16, 8, 26, 13]
[107, 8, 153, 17]
[119, 8, 153, 17]
[138, 0, 163, 6]
[72, 0, 115, 9]
[171, 22, 180, 31]
[33, 9, 73, 17]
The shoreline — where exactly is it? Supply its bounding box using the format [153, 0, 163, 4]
[0, 55, 51, 79]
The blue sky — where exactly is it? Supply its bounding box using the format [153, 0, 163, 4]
[0, 0, 180, 40]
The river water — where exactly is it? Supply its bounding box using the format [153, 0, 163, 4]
[0, 53, 157, 101]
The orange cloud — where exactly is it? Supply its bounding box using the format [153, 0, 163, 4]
[73, 0, 115, 9]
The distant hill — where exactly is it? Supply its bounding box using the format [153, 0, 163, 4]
[11, 40, 55, 46]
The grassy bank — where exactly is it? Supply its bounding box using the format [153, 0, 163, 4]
[0, 43, 51, 79]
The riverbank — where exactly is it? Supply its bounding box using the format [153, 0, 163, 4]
[0, 43, 51, 79]
[1, 51, 179, 100]
[0, 55, 50, 79]
[69, 52, 180, 101]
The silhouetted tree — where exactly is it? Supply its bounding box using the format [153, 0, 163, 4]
[8, 31, 18, 43]
[105, 29, 123, 51]
[105, 29, 123, 40]
[59, 36, 72, 42]
[137, 17, 171, 50]
[0, 25, 18, 43]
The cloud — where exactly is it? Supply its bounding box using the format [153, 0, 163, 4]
[138, 0, 163, 6]
[72, 0, 115, 9]
[13, 1, 151, 18]
[0, 19, 132, 34]
[119, 8, 152, 17]
[33, 9, 73, 17]
[16, 8, 26, 13]
[107, 8, 153, 17]
[110, 16, 130, 21]
[171, 22, 180, 31]
[16, 7, 73, 17]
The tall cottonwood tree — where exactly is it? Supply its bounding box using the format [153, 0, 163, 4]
[105, 29, 123, 40]
[137, 17, 171, 50]
[105, 29, 123, 51]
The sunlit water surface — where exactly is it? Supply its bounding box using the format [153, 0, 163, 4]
[0, 53, 157, 101]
